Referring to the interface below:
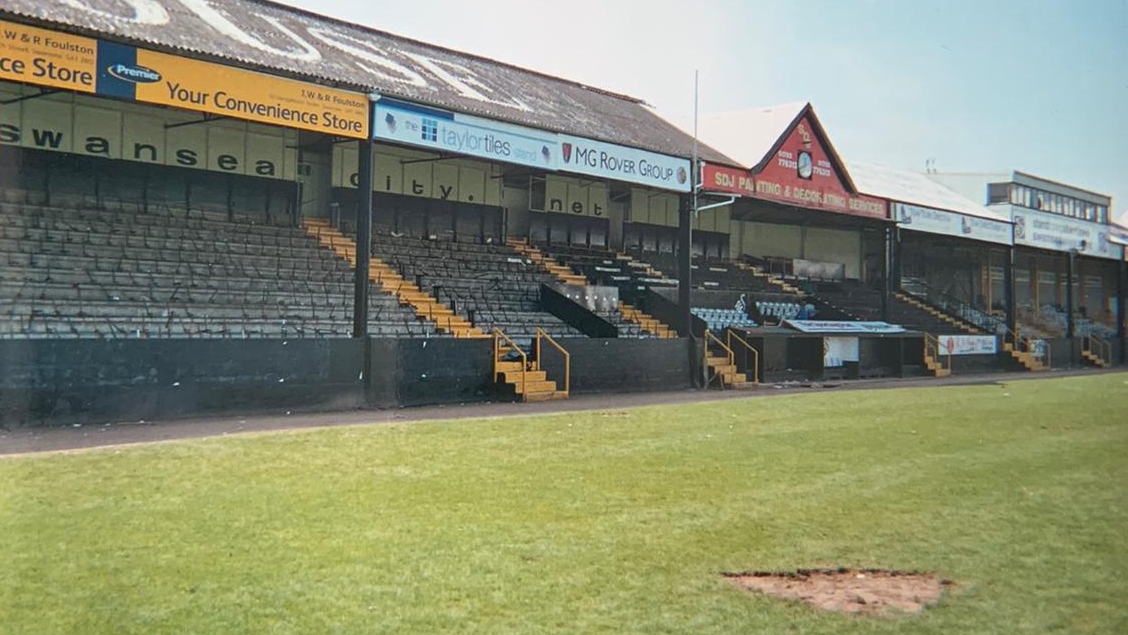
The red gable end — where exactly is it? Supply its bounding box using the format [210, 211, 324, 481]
[752, 113, 887, 219]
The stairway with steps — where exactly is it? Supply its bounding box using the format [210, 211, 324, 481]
[737, 262, 805, 296]
[703, 334, 755, 389]
[494, 358, 568, 402]
[493, 329, 569, 402]
[618, 302, 677, 339]
[1001, 340, 1049, 371]
[922, 350, 951, 377]
[1081, 348, 1108, 368]
[506, 239, 589, 287]
[614, 250, 673, 282]
[303, 219, 488, 338]
[896, 292, 983, 334]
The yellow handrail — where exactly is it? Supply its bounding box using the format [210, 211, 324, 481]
[1086, 333, 1112, 365]
[493, 328, 527, 395]
[703, 329, 736, 388]
[725, 329, 760, 384]
[923, 333, 952, 374]
[535, 327, 570, 394]
[1004, 325, 1050, 368]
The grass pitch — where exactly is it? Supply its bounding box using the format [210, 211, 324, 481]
[2, 373, 1127, 634]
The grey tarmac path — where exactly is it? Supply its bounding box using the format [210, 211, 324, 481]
[1, 367, 1123, 456]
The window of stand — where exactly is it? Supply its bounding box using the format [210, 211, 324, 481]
[1009, 183, 1108, 224]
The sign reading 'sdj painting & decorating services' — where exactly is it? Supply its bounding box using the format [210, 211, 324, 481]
[374, 98, 557, 170]
[701, 163, 755, 196]
[0, 19, 369, 139]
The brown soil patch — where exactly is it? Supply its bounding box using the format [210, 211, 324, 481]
[724, 568, 951, 615]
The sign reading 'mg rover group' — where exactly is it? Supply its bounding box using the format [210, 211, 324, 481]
[1, 19, 369, 139]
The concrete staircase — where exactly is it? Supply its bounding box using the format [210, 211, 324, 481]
[923, 350, 951, 377]
[1081, 349, 1108, 368]
[303, 219, 488, 338]
[1081, 336, 1111, 368]
[506, 239, 588, 287]
[493, 329, 568, 402]
[737, 261, 805, 296]
[896, 292, 983, 334]
[614, 251, 671, 282]
[618, 301, 677, 339]
[494, 357, 568, 402]
[1002, 340, 1049, 371]
[704, 332, 755, 389]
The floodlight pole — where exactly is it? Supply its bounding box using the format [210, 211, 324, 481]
[353, 96, 377, 338]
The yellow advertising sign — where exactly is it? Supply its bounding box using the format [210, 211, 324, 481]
[0, 20, 97, 93]
[133, 49, 368, 139]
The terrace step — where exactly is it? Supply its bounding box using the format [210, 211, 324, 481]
[303, 219, 487, 339]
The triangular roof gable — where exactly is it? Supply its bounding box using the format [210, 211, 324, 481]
[751, 103, 858, 194]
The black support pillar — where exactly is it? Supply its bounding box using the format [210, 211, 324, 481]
[1118, 258, 1126, 364]
[1066, 251, 1075, 339]
[891, 227, 902, 291]
[881, 225, 893, 322]
[352, 133, 374, 338]
[1004, 245, 1017, 336]
[678, 192, 696, 386]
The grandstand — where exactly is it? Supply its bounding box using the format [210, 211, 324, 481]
[0, 0, 1122, 426]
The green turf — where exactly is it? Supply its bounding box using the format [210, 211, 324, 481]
[2, 373, 1127, 634]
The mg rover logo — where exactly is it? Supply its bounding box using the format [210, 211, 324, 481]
[106, 63, 161, 84]
[677, 166, 687, 184]
[561, 142, 572, 163]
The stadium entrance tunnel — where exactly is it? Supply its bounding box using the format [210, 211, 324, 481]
[722, 568, 952, 615]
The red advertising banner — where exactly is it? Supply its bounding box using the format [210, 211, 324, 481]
[752, 116, 887, 219]
[701, 163, 755, 196]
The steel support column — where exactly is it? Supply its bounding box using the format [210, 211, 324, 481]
[1118, 258, 1126, 364]
[882, 225, 892, 322]
[679, 192, 696, 386]
[352, 128, 374, 338]
[1005, 245, 1017, 336]
[1065, 251, 1075, 339]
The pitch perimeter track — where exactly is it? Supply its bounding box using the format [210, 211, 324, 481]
[2, 368, 1124, 456]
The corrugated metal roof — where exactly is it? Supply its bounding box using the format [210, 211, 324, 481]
[849, 162, 1008, 222]
[848, 162, 1006, 224]
[1, 0, 738, 166]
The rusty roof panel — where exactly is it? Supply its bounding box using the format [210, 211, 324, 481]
[2, 0, 738, 166]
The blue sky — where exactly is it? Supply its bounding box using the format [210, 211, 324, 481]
[292, 0, 1128, 222]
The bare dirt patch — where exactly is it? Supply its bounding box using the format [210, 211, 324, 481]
[723, 568, 951, 615]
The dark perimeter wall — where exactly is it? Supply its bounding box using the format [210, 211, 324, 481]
[1, 336, 697, 426]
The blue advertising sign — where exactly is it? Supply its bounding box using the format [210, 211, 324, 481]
[374, 98, 557, 170]
[784, 320, 906, 334]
